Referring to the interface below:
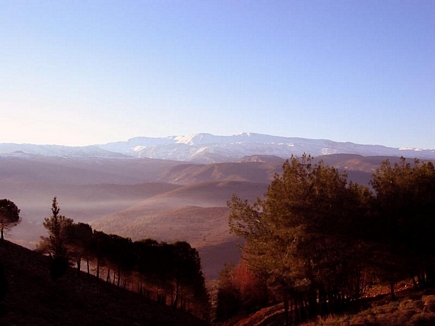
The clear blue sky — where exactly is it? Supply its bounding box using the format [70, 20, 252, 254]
[1, 1, 434, 148]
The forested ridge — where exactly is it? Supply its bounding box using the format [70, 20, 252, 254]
[0, 197, 211, 324]
[38, 198, 210, 319]
[217, 155, 435, 325]
[0, 240, 209, 325]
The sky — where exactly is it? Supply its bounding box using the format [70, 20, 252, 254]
[0, 1, 434, 149]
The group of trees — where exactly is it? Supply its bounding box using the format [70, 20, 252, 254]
[218, 155, 435, 324]
[38, 197, 210, 319]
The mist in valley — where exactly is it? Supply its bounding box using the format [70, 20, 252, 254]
[0, 153, 393, 278]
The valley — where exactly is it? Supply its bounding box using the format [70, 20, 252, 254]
[1, 135, 434, 279]
[0, 150, 412, 279]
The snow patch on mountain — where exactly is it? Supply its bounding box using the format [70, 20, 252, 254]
[98, 133, 435, 163]
[1, 133, 435, 163]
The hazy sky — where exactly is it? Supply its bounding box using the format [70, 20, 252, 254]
[1, 1, 434, 148]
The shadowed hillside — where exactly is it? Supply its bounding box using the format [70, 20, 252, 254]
[0, 241, 208, 326]
[90, 205, 239, 279]
[89, 181, 269, 278]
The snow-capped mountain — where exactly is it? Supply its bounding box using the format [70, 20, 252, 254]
[98, 133, 435, 163]
[1, 133, 435, 163]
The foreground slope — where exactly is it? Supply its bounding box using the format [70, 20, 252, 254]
[216, 286, 435, 326]
[0, 241, 208, 326]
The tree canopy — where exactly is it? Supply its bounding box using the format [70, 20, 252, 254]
[0, 199, 21, 241]
[225, 155, 435, 324]
[370, 158, 435, 296]
[228, 155, 369, 322]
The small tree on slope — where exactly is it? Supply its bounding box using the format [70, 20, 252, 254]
[39, 197, 73, 279]
[0, 199, 21, 242]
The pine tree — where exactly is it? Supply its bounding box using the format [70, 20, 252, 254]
[39, 197, 73, 279]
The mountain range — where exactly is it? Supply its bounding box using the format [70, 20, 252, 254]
[1, 133, 435, 163]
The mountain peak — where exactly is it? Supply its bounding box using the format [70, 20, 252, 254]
[174, 133, 215, 145]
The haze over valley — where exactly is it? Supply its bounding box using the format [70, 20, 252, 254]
[2, 133, 433, 278]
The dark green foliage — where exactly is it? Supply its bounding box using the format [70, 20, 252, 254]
[224, 155, 435, 323]
[0, 199, 21, 241]
[370, 158, 435, 298]
[228, 155, 369, 322]
[218, 155, 435, 322]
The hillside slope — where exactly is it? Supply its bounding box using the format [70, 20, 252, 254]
[0, 241, 208, 326]
[216, 287, 435, 326]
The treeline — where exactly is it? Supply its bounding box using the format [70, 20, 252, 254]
[217, 155, 435, 325]
[38, 198, 209, 320]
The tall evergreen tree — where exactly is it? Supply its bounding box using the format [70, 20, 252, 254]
[39, 197, 73, 279]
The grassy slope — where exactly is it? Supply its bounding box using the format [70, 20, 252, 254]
[0, 241, 208, 326]
[216, 286, 435, 326]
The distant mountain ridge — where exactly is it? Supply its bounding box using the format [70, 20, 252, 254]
[1, 133, 435, 163]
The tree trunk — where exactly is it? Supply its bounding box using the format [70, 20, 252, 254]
[390, 283, 396, 301]
[96, 258, 100, 279]
[173, 280, 180, 309]
[76, 257, 81, 276]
